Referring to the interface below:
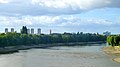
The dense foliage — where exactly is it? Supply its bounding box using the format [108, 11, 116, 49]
[21, 26, 28, 34]
[0, 32, 106, 47]
[107, 35, 120, 46]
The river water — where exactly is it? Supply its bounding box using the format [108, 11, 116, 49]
[0, 43, 120, 67]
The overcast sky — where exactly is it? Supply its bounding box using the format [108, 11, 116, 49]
[0, 0, 120, 34]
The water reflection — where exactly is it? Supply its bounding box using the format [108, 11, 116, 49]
[47, 43, 106, 52]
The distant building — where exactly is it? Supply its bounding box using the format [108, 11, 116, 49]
[31, 28, 34, 34]
[11, 28, 14, 32]
[27, 29, 30, 34]
[103, 31, 111, 36]
[50, 29, 52, 35]
[5, 28, 8, 33]
[37, 28, 41, 34]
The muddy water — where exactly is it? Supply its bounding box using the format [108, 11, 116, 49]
[0, 44, 120, 67]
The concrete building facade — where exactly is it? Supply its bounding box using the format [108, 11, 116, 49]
[11, 28, 14, 32]
[37, 28, 41, 34]
[5, 28, 8, 33]
[31, 28, 34, 34]
[27, 29, 30, 34]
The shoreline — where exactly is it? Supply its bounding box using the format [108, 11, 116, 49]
[103, 46, 120, 63]
[0, 41, 106, 54]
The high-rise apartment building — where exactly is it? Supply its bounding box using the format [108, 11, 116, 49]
[5, 28, 8, 33]
[31, 28, 34, 34]
[37, 28, 41, 34]
[27, 29, 30, 34]
[11, 28, 14, 32]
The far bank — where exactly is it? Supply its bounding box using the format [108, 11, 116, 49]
[0, 41, 106, 54]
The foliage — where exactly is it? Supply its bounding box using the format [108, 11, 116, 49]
[107, 35, 120, 46]
[0, 32, 106, 47]
[21, 26, 28, 34]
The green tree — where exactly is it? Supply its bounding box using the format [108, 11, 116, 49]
[21, 26, 28, 34]
[0, 29, 107, 47]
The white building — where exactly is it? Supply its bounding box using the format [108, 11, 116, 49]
[5, 28, 8, 33]
[37, 28, 41, 34]
[31, 28, 34, 34]
[27, 29, 30, 34]
[11, 28, 14, 32]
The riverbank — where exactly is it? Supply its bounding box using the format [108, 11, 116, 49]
[103, 46, 120, 63]
[0, 41, 106, 54]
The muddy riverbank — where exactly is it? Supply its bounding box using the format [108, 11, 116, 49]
[103, 46, 120, 63]
[0, 41, 105, 54]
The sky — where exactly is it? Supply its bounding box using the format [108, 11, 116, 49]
[0, 0, 120, 34]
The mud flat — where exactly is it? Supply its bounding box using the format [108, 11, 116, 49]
[0, 41, 105, 54]
[103, 46, 120, 63]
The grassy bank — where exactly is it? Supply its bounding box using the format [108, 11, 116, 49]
[103, 46, 120, 63]
[0, 41, 106, 54]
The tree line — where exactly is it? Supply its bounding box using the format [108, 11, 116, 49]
[0, 26, 107, 47]
[107, 35, 120, 46]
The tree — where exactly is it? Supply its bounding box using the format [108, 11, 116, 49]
[107, 35, 120, 47]
[0, 30, 107, 47]
[21, 26, 28, 34]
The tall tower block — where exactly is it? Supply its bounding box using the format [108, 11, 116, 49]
[31, 28, 34, 34]
[50, 29, 52, 35]
[27, 29, 30, 34]
[5, 28, 8, 33]
[11, 28, 14, 32]
[38, 28, 41, 34]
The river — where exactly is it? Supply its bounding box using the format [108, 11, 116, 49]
[0, 43, 120, 67]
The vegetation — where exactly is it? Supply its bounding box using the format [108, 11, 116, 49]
[21, 26, 28, 34]
[0, 31, 106, 47]
[107, 35, 120, 46]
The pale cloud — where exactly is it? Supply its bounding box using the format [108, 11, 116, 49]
[0, 16, 60, 27]
[32, 0, 111, 10]
[59, 17, 114, 26]
[0, 0, 120, 16]
[0, 0, 9, 3]
[0, 15, 116, 27]
[0, 0, 120, 33]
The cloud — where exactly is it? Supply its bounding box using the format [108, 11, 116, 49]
[0, 15, 120, 33]
[0, 0, 120, 33]
[31, 0, 109, 10]
[0, 15, 117, 27]
[0, 0, 120, 16]
[0, 0, 9, 4]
